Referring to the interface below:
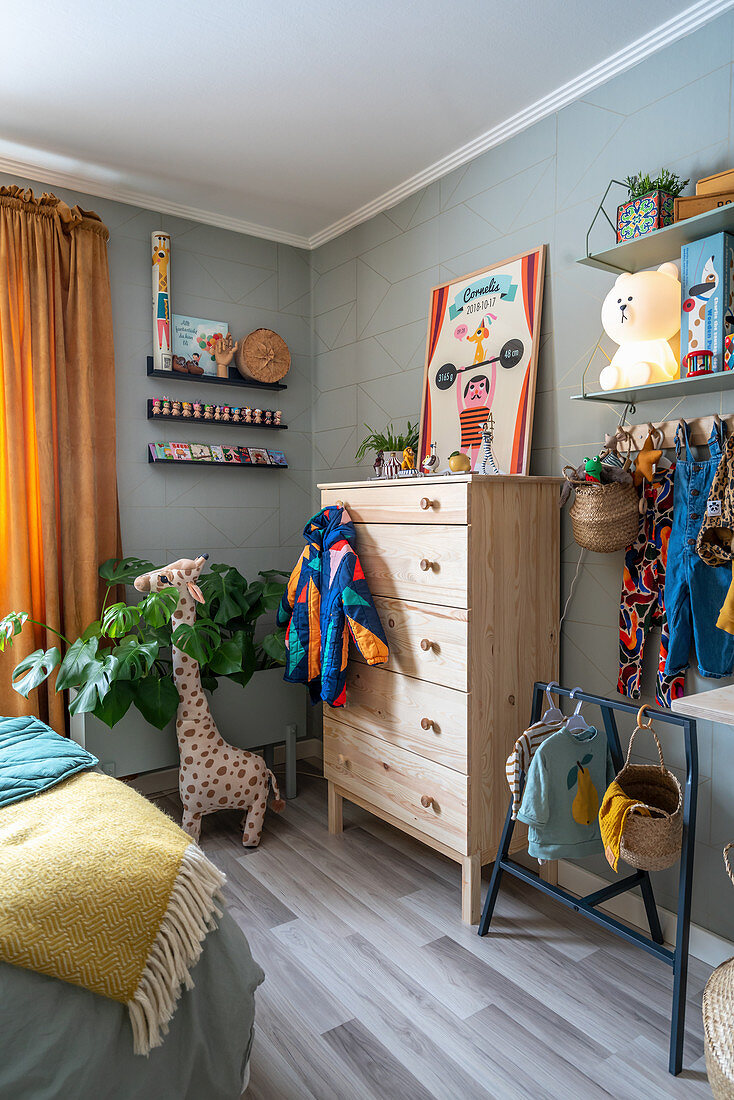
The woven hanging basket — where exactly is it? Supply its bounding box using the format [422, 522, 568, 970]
[235, 328, 291, 383]
[564, 467, 639, 553]
[703, 844, 734, 1099]
[616, 718, 682, 872]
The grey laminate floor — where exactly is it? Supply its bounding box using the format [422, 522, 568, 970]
[159, 768, 713, 1100]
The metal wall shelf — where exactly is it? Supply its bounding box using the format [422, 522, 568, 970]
[578, 201, 734, 274]
[571, 369, 734, 406]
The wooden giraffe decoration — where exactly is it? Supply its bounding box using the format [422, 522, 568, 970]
[134, 555, 284, 846]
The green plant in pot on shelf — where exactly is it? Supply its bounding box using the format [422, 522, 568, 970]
[0, 557, 287, 729]
[617, 168, 690, 242]
[355, 420, 419, 476]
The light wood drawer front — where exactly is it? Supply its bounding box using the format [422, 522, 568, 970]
[321, 481, 468, 525]
[330, 664, 469, 772]
[353, 523, 468, 607]
[324, 721, 468, 854]
[353, 595, 468, 692]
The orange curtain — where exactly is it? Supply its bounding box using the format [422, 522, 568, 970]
[0, 186, 121, 731]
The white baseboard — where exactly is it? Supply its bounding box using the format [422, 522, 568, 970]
[126, 738, 323, 797]
[557, 860, 733, 969]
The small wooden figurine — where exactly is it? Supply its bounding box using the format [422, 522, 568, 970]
[479, 415, 501, 475]
[211, 333, 239, 380]
[373, 449, 384, 478]
[401, 446, 415, 471]
[422, 441, 439, 473]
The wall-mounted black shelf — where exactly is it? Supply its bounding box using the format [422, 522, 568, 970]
[146, 401, 288, 429]
[148, 455, 286, 469]
[147, 356, 287, 392]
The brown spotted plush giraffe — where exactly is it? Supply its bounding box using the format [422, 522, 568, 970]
[134, 555, 284, 846]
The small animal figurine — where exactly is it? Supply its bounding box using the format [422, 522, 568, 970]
[254, 408, 263, 424]
[373, 449, 384, 478]
[214, 405, 222, 421]
[422, 441, 439, 473]
[203, 404, 214, 420]
[182, 402, 193, 419]
[584, 455, 603, 483]
[161, 397, 172, 416]
[264, 410, 273, 425]
[222, 405, 231, 421]
[232, 407, 241, 422]
[274, 410, 282, 425]
[192, 401, 203, 419]
[151, 398, 162, 416]
[211, 333, 239, 380]
[171, 400, 182, 417]
[401, 446, 415, 471]
[172, 355, 188, 374]
[244, 407, 253, 424]
[479, 416, 501, 475]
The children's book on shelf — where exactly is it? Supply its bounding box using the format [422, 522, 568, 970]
[222, 446, 241, 463]
[190, 443, 212, 461]
[238, 447, 253, 464]
[267, 448, 287, 466]
[154, 443, 175, 460]
[209, 445, 226, 463]
[170, 442, 192, 461]
[172, 315, 229, 376]
[248, 447, 271, 465]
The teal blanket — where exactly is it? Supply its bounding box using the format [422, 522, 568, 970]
[0, 716, 97, 808]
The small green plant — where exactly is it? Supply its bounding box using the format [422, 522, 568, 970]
[625, 168, 689, 199]
[355, 420, 419, 462]
[0, 557, 287, 730]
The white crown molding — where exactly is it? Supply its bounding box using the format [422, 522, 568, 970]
[307, 0, 734, 249]
[0, 154, 312, 249]
[1, 0, 732, 252]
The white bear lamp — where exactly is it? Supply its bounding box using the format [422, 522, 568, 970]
[599, 262, 681, 391]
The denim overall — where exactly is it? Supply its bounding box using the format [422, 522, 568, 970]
[665, 420, 734, 678]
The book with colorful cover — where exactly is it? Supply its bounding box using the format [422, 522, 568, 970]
[190, 443, 212, 461]
[209, 445, 226, 463]
[172, 315, 229, 377]
[170, 442, 192, 461]
[238, 447, 253, 464]
[248, 447, 271, 465]
[154, 443, 175, 460]
[267, 449, 287, 466]
[222, 446, 241, 463]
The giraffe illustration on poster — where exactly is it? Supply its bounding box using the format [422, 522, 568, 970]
[418, 247, 546, 475]
[151, 232, 172, 372]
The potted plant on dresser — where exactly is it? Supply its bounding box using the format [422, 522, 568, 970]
[616, 169, 689, 241]
[355, 419, 419, 477]
[0, 557, 304, 784]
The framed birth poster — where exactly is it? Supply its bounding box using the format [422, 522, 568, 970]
[418, 246, 546, 475]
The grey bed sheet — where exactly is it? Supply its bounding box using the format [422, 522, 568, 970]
[0, 909, 264, 1100]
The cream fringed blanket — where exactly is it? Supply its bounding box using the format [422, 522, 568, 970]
[0, 771, 225, 1055]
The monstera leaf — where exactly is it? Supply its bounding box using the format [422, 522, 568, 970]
[99, 557, 154, 585]
[261, 627, 286, 666]
[138, 587, 179, 628]
[67, 654, 119, 716]
[113, 637, 158, 680]
[0, 612, 29, 652]
[55, 637, 99, 691]
[208, 638, 243, 676]
[102, 602, 142, 638]
[172, 621, 220, 665]
[11, 647, 61, 697]
[199, 564, 246, 625]
[92, 680, 136, 728]
[133, 676, 180, 729]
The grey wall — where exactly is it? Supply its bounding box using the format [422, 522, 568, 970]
[309, 13, 734, 942]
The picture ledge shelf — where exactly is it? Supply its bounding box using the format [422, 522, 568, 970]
[577, 202, 734, 274]
[146, 403, 287, 430]
[148, 454, 286, 468]
[571, 370, 734, 406]
[146, 357, 287, 391]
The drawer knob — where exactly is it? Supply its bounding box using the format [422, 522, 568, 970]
[337, 753, 349, 767]
[420, 638, 434, 652]
[335, 499, 345, 508]
[421, 795, 439, 812]
[420, 718, 435, 731]
[419, 558, 435, 572]
[419, 497, 434, 510]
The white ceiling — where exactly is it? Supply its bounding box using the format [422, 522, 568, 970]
[2, 0, 730, 247]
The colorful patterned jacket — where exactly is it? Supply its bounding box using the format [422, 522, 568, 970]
[277, 506, 389, 705]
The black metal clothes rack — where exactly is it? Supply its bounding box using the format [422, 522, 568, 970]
[478, 683, 698, 1077]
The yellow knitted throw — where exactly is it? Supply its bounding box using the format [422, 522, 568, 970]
[599, 778, 650, 872]
[0, 771, 224, 1054]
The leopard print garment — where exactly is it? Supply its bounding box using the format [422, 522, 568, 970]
[698, 433, 734, 565]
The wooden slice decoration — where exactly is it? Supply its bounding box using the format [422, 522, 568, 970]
[235, 328, 291, 383]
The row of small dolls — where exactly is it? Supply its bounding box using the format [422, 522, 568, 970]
[151, 397, 283, 425]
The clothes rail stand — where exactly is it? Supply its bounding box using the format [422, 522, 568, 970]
[478, 683, 698, 1076]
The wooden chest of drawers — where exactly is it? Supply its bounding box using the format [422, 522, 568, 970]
[320, 473, 560, 923]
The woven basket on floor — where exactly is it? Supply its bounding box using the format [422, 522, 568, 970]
[564, 467, 639, 553]
[703, 844, 734, 1099]
[616, 716, 682, 872]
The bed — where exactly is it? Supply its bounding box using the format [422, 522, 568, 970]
[0, 717, 264, 1100]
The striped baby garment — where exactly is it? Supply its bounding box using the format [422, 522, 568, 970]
[505, 717, 565, 819]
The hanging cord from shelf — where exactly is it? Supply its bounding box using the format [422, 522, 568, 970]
[561, 547, 586, 626]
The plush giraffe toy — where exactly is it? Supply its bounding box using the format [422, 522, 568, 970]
[134, 555, 284, 846]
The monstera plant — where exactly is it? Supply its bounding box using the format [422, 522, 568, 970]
[0, 557, 287, 730]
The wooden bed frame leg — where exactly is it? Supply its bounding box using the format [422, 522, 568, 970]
[462, 852, 481, 924]
[328, 783, 343, 835]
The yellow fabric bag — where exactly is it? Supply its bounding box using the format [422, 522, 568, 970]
[0, 771, 224, 1053]
[599, 779, 650, 872]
